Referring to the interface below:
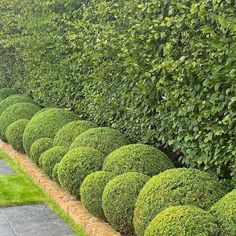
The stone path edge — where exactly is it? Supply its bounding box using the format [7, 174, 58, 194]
[0, 140, 121, 236]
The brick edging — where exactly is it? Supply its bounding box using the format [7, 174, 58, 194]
[0, 141, 121, 236]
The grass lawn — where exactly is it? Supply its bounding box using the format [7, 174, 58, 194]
[0, 149, 87, 236]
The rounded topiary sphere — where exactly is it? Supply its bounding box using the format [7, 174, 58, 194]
[210, 189, 236, 236]
[5, 119, 29, 153]
[70, 127, 129, 155]
[30, 138, 53, 165]
[80, 171, 116, 219]
[58, 147, 105, 198]
[41, 146, 68, 178]
[0, 88, 18, 101]
[102, 172, 150, 235]
[144, 205, 219, 236]
[53, 120, 97, 148]
[52, 163, 61, 183]
[0, 94, 34, 115]
[23, 108, 77, 154]
[134, 168, 227, 236]
[0, 102, 41, 141]
[103, 144, 174, 176]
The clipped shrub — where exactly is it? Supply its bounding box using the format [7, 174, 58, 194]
[52, 163, 61, 183]
[53, 120, 97, 148]
[30, 138, 53, 165]
[23, 108, 77, 154]
[103, 172, 150, 235]
[210, 189, 236, 236]
[134, 168, 227, 236]
[5, 119, 29, 153]
[70, 127, 129, 156]
[103, 144, 174, 176]
[0, 102, 41, 141]
[80, 171, 116, 219]
[58, 147, 105, 198]
[0, 88, 18, 101]
[144, 205, 219, 236]
[0, 94, 34, 115]
[41, 146, 68, 178]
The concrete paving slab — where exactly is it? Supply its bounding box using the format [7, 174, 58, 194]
[0, 204, 75, 236]
[0, 160, 15, 175]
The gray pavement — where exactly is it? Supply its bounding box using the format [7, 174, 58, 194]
[0, 204, 75, 236]
[0, 160, 15, 175]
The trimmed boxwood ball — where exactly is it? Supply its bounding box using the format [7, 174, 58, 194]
[58, 147, 105, 198]
[53, 120, 97, 148]
[210, 189, 236, 236]
[134, 168, 227, 236]
[0, 94, 34, 115]
[23, 108, 77, 155]
[144, 205, 219, 236]
[5, 119, 29, 153]
[41, 146, 68, 178]
[102, 172, 150, 235]
[52, 163, 60, 183]
[80, 171, 116, 219]
[30, 138, 53, 165]
[70, 127, 129, 156]
[103, 144, 174, 176]
[0, 102, 41, 141]
[0, 88, 18, 101]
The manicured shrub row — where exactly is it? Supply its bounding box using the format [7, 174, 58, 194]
[0, 89, 234, 236]
[0, 88, 18, 101]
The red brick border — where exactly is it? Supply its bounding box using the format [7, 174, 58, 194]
[0, 141, 121, 236]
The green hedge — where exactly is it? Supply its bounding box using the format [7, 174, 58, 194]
[57, 147, 105, 198]
[0, 102, 41, 141]
[30, 138, 54, 165]
[0, 88, 18, 101]
[102, 172, 150, 235]
[103, 144, 174, 176]
[0, 94, 34, 115]
[1, 1, 236, 179]
[134, 168, 227, 236]
[53, 120, 97, 148]
[80, 171, 116, 219]
[5, 119, 29, 153]
[23, 108, 76, 155]
[210, 189, 236, 236]
[70, 127, 129, 156]
[144, 205, 219, 236]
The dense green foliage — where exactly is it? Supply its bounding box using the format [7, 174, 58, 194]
[144, 205, 219, 236]
[5, 119, 29, 153]
[23, 108, 76, 154]
[103, 144, 174, 176]
[57, 147, 105, 198]
[0, 88, 18, 101]
[70, 127, 129, 156]
[1, 0, 236, 179]
[0, 102, 40, 141]
[103, 172, 150, 235]
[52, 163, 61, 183]
[0, 94, 34, 115]
[30, 138, 53, 165]
[53, 120, 97, 148]
[134, 168, 227, 236]
[211, 189, 236, 236]
[80, 171, 116, 219]
[41, 146, 68, 178]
